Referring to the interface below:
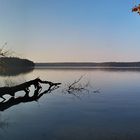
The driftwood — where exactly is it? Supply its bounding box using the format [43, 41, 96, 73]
[0, 78, 61, 103]
[0, 78, 61, 111]
[0, 85, 60, 112]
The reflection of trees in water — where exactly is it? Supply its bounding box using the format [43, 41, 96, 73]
[0, 76, 27, 88]
[0, 67, 34, 76]
[4, 79, 19, 87]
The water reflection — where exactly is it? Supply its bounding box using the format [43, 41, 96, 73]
[36, 67, 140, 73]
[1, 68, 140, 140]
[0, 67, 34, 76]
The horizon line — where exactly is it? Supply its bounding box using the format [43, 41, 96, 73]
[35, 61, 140, 63]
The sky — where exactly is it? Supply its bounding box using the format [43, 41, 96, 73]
[0, 0, 140, 62]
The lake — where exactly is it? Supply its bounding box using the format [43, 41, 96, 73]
[0, 68, 140, 140]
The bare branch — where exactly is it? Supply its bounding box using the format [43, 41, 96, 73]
[63, 76, 101, 97]
[68, 75, 84, 89]
[65, 76, 90, 94]
[0, 43, 14, 57]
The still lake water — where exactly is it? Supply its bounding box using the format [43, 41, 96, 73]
[0, 68, 140, 140]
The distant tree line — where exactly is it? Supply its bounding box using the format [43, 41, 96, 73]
[36, 62, 140, 67]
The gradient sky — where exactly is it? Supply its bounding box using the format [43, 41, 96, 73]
[0, 0, 140, 62]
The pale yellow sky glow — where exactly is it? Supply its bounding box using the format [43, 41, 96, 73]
[25, 46, 140, 63]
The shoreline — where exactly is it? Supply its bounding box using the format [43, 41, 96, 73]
[35, 62, 140, 68]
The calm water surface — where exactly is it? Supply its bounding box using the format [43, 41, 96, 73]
[0, 68, 140, 140]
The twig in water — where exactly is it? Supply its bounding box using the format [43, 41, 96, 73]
[63, 76, 101, 97]
[64, 76, 90, 95]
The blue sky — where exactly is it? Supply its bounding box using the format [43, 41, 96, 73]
[0, 0, 140, 62]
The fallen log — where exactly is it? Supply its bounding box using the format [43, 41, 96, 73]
[0, 83, 60, 111]
[0, 78, 61, 101]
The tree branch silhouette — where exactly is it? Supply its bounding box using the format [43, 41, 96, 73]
[0, 78, 61, 111]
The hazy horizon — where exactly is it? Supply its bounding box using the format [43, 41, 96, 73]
[0, 0, 140, 62]
[35, 61, 140, 63]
